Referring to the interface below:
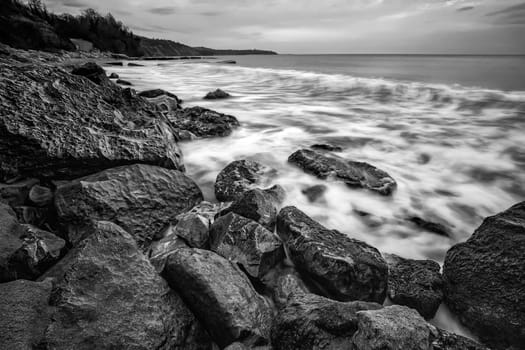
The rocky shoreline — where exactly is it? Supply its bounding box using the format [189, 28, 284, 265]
[0, 43, 523, 350]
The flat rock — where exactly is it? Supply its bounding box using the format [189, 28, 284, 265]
[169, 106, 240, 138]
[385, 254, 443, 320]
[165, 248, 273, 348]
[54, 164, 203, 248]
[215, 160, 277, 202]
[277, 206, 388, 303]
[288, 149, 397, 195]
[139, 88, 181, 102]
[443, 201, 525, 349]
[39, 221, 208, 350]
[204, 88, 231, 99]
[272, 292, 382, 350]
[210, 212, 284, 279]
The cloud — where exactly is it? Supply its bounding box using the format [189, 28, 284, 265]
[486, 2, 525, 16]
[486, 2, 525, 25]
[199, 11, 222, 17]
[457, 6, 474, 12]
[147, 7, 177, 15]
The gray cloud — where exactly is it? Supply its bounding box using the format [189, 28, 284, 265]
[486, 3, 525, 16]
[457, 6, 474, 12]
[147, 7, 177, 15]
[199, 11, 222, 17]
[486, 2, 525, 25]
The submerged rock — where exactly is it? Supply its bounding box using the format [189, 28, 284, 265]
[288, 149, 396, 195]
[204, 88, 231, 99]
[443, 201, 525, 350]
[408, 216, 452, 237]
[385, 254, 443, 320]
[165, 248, 273, 348]
[301, 184, 327, 202]
[54, 164, 203, 248]
[277, 206, 388, 303]
[169, 106, 240, 138]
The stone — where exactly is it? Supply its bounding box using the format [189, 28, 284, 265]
[71, 62, 109, 85]
[277, 206, 388, 303]
[128, 62, 144, 67]
[288, 149, 396, 195]
[385, 254, 443, 320]
[210, 212, 285, 279]
[107, 61, 124, 66]
[443, 201, 525, 349]
[116, 78, 132, 86]
[148, 230, 189, 273]
[0, 279, 53, 350]
[0, 58, 184, 182]
[431, 328, 489, 350]
[408, 216, 452, 237]
[301, 184, 327, 202]
[164, 248, 272, 348]
[204, 88, 231, 99]
[272, 293, 382, 350]
[172, 212, 211, 248]
[13, 205, 51, 227]
[109, 72, 119, 79]
[0, 178, 39, 206]
[169, 106, 240, 138]
[139, 88, 181, 102]
[310, 143, 343, 152]
[54, 164, 203, 248]
[39, 221, 207, 350]
[28, 184, 53, 207]
[215, 160, 277, 202]
[269, 266, 309, 308]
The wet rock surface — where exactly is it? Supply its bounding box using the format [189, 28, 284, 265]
[55, 164, 203, 248]
[443, 201, 525, 350]
[204, 88, 231, 99]
[277, 206, 388, 303]
[288, 149, 397, 195]
[269, 266, 309, 308]
[310, 143, 343, 152]
[169, 106, 240, 138]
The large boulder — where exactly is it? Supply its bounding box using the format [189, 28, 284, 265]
[169, 106, 240, 138]
[39, 221, 209, 350]
[288, 149, 396, 195]
[443, 202, 525, 349]
[277, 206, 388, 303]
[215, 160, 277, 202]
[0, 279, 53, 350]
[272, 293, 382, 350]
[210, 212, 285, 279]
[0, 58, 183, 182]
[164, 248, 273, 348]
[71, 62, 109, 86]
[385, 254, 443, 320]
[55, 164, 203, 248]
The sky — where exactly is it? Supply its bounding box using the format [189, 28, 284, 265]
[42, 0, 525, 54]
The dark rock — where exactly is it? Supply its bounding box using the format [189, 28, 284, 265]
[408, 216, 452, 237]
[269, 266, 309, 308]
[0, 279, 53, 350]
[272, 293, 382, 350]
[111, 53, 129, 59]
[432, 328, 489, 350]
[109, 72, 119, 79]
[310, 143, 343, 152]
[219, 60, 237, 64]
[28, 184, 53, 207]
[107, 61, 124, 66]
[277, 206, 388, 303]
[0, 58, 184, 182]
[148, 231, 189, 273]
[71, 62, 109, 85]
[165, 248, 273, 348]
[0, 178, 39, 206]
[210, 212, 284, 279]
[204, 88, 231, 99]
[13, 205, 51, 227]
[116, 78, 132, 86]
[352, 305, 434, 350]
[169, 106, 240, 138]
[215, 160, 277, 202]
[384, 254, 443, 320]
[39, 221, 208, 350]
[301, 184, 327, 202]
[54, 164, 203, 248]
[139, 88, 181, 102]
[288, 149, 397, 195]
[443, 202, 525, 349]
[128, 62, 144, 67]
[172, 212, 211, 248]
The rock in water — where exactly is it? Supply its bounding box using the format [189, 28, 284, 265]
[288, 149, 396, 195]
[210, 212, 284, 279]
[39, 221, 207, 350]
[164, 248, 272, 348]
[0, 59, 183, 181]
[204, 89, 231, 99]
[310, 143, 343, 152]
[0, 279, 53, 350]
[169, 106, 240, 138]
[215, 160, 277, 202]
[272, 293, 382, 350]
[385, 254, 443, 320]
[443, 201, 525, 349]
[71, 62, 109, 85]
[276, 206, 388, 303]
[139, 88, 182, 103]
[301, 184, 327, 203]
[55, 164, 203, 248]
[109, 72, 119, 79]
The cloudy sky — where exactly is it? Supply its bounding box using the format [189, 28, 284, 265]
[43, 0, 525, 54]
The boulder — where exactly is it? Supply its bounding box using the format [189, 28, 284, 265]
[269, 266, 309, 308]
[169, 106, 240, 138]
[277, 206, 388, 303]
[352, 305, 434, 350]
[39, 221, 208, 350]
[28, 184, 53, 207]
[109, 72, 119, 79]
[164, 248, 273, 348]
[0, 178, 39, 206]
[301, 184, 327, 203]
[204, 88, 231, 99]
[272, 293, 382, 350]
[443, 201, 525, 349]
[215, 160, 277, 202]
[139, 88, 181, 103]
[0, 279, 53, 350]
[0, 58, 184, 182]
[71, 62, 109, 85]
[431, 328, 489, 350]
[310, 143, 343, 152]
[116, 78, 132, 86]
[385, 254, 443, 320]
[172, 212, 211, 248]
[54, 164, 203, 248]
[288, 149, 396, 195]
[210, 212, 285, 279]
[148, 231, 189, 273]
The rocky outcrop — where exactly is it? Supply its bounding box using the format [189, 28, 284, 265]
[215, 160, 277, 202]
[169, 106, 240, 138]
[385, 254, 443, 320]
[272, 293, 382, 350]
[0, 57, 184, 182]
[277, 206, 388, 303]
[443, 201, 525, 349]
[164, 248, 273, 348]
[288, 149, 396, 195]
[210, 212, 284, 279]
[54, 164, 203, 248]
[39, 221, 208, 350]
[204, 89, 231, 99]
